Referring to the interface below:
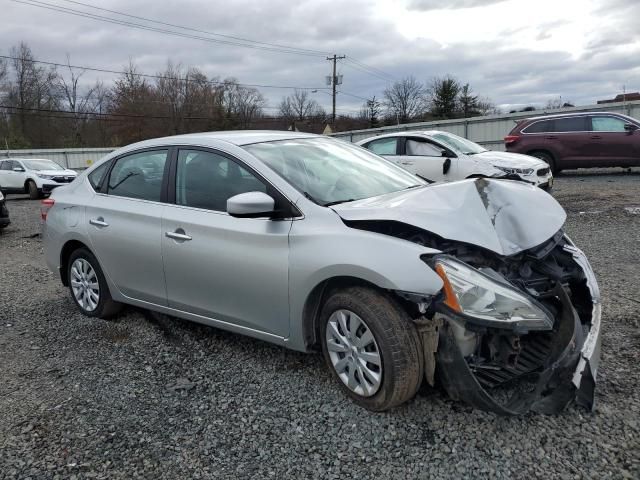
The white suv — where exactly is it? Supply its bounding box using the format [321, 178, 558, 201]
[0, 158, 78, 199]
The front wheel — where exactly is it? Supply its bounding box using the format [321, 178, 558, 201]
[67, 248, 122, 318]
[530, 151, 558, 174]
[27, 180, 41, 200]
[320, 286, 423, 411]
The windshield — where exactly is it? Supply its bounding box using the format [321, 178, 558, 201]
[245, 138, 424, 206]
[431, 132, 487, 155]
[22, 160, 64, 171]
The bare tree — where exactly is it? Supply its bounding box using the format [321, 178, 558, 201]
[56, 54, 98, 145]
[428, 75, 460, 119]
[222, 80, 266, 128]
[383, 76, 426, 123]
[7, 42, 59, 146]
[279, 89, 324, 127]
[477, 97, 500, 115]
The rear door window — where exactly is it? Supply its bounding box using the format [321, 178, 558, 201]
[365, 138, 398, 155]
[554, 117, 587, 132]
[590, 116, 627, 132]
[107, 150, 168, 201]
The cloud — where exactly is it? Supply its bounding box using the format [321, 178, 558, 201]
[407, 0, 508, 11]
[0, 0, 638, 116]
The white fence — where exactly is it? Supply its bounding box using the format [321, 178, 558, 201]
[0, 147, 113, 170]
[330, 100, 640, 150]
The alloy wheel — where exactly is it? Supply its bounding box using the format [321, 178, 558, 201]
[325, 309, 382, 397]
[70, 258, 100, 312]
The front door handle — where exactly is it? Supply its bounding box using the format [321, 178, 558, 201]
[89, 217, 109, 227]
[165, 229, 192, 241]
[590, 135, 602, 139]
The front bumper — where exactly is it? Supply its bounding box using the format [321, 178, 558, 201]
[41, 183, 66, 194]
[433, 246, 601, 415]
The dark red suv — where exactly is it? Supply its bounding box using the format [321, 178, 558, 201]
[505, 112, 640, 172]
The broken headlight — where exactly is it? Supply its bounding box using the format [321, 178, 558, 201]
[434, 257, 553, 331]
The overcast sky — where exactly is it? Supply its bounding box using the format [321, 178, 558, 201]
[2, 0, 639, 114]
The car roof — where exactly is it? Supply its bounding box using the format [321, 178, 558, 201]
[521, 111, 634, 122]
[128, 130, 321, 149]
[357, 130, 451, 142]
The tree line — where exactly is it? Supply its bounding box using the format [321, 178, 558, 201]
[1, 42, 497, 149]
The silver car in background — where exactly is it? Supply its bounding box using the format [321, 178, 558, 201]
[42, 131, 600, 414]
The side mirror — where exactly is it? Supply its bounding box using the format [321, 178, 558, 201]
[227, 191, 276, 218]
[13, 167, 25, 172]
[624, 123, 638, 132]
[443, 157, 452, 175]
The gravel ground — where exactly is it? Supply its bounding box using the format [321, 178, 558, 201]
[1, 169, 639, 479]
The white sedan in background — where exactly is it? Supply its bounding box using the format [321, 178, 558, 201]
[357, 131, 553, 190]
[0, 158, 78, 199]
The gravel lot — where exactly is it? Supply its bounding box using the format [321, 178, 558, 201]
[1, 169, 639, 479]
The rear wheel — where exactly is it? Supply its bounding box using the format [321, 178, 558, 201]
[67, 248, 122, 318]
[320, 286, 423, 411]
[26, 180, 40, 200]
[529, 151, 558, 174]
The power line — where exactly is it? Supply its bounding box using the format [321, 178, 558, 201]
[341, 59, 394, 83]
[57, 0, 331, 57]
[11, 0, 327, 57]
[12, 0, 396, 85]
[0, 54, 329, 91]
[345, 56, 395, 81]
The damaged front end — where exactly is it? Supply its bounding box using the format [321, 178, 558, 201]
[417, 235, 601, 415]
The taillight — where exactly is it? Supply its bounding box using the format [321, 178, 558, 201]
[41, 198, 55, 221]
[504, 135, 520, 145]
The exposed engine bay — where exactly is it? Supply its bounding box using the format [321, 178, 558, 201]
[345, 219, 601, 415]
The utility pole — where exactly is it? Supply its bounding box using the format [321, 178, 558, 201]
[327, 54, 345, 126]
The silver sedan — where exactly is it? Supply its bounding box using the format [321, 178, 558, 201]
[42, 131, 601, 414]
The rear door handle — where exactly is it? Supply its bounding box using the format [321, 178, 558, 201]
[544, 135, 558, 140]
[89, 217, 109, 227]
[590, 135, 602, 139]
[165, 229, 192, 241]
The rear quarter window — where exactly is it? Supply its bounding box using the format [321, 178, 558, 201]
[523, 120, 553, 133]
[88, 162, 110, 191]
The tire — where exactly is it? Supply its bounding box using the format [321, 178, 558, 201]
[529, 151, 558, 174]
[27, 180, 40, 200]
[320, 286, 423, 411]
[67, 248, 122, 319]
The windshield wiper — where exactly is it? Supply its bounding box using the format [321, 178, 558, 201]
[324, 199, 356, 207]
[415, 174, 435, 184]
[403, 184, 423, 190]
[302, 191, 320, 204]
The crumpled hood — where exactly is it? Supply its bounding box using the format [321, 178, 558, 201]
[332, 178, 566, 256]
[474, 151, 547, 170]
[36, 169, 77, 177]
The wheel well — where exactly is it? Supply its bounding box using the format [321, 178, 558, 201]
[301, 276, 388, 350]
[25, 178, 36, 189]
[60, 240, 90, 286]
[526, 149, 555, 161]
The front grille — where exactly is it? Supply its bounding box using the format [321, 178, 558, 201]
[52, 176, 75, 183]
[537, 167, 550, 176]
[469, 334, 552, 389]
